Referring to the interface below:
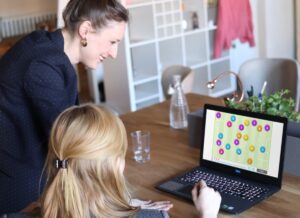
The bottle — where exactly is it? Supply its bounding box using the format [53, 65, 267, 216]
[192, 12, 199, 29]
[169, 75, 189, 129]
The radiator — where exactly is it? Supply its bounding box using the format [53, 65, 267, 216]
[0, 12, 57, 38]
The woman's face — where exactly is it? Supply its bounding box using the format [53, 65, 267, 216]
[81, 21, 126, 69]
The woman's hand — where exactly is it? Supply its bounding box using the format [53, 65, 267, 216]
[192, 180, 221, 218]
[130, 198, 173, 211]
[21, 201, 41, 213]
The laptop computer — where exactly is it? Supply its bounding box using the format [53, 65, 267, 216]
[156, 104, 287, 214]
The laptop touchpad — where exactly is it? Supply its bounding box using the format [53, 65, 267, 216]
[159, 181, 185, 191]
[178, 184, 194, 196]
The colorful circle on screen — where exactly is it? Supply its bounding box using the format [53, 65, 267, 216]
[265, 124, 271, 131]
[252, 120, 257, 126]
[247, 158, 253, 165]
[244, 120, 250, 126]
[234, 139, 240, 145]
[236, 132, 242, 139]
[231, 116, 236, 122]
[243, 134, 249, 141]
[257, 125, 262, 132]
[219, 148, 224, 155]
[226, 143, 231, 150]
[227, 121, 232, 127]
[236, 148, 242, 155]
[249, 145, 255, 152]
[216, 139, 222, 146]
[216, 112, 221, 118]
[260, 146, 266, 153]
[218, 133, 223, 139]
[239, 124, 244, 131]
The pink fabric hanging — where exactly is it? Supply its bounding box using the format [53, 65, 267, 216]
[213, 0, 255, 59]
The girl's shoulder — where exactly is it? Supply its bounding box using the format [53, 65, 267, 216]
[2, 209, 169, 218]
[135, 209, 169, 218]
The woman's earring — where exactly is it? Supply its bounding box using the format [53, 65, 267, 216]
[81, 38, 87, 47]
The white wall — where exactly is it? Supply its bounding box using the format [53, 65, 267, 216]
[262, 0, 295, 58]
[57, 0, 69, 28]
[297, 0, 300, 62]
[0, 0, 56, 17]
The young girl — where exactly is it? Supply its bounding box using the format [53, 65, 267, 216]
[11, 104, 220, 218]
[42, 104, 172, 217]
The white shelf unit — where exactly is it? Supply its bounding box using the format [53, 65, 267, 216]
[103, 0, 235, 114]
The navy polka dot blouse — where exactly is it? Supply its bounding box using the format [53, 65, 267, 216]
[0, 29, 78, 213]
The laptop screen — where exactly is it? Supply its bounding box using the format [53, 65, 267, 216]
[202, 106, 286, 179]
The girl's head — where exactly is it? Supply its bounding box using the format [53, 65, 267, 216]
[42, 104, 136, 218]
[63, 0, 129, 69]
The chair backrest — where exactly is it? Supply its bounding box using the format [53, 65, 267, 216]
[239, 58, 300, 111]
[161, 65, 194, 99]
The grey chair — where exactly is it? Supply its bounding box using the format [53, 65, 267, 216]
[161, 65, 194, 99]
[239, 58, 300, 111]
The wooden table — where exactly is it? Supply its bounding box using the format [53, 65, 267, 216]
[121, 93, 300, 218]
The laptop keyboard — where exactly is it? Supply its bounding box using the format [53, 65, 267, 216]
[176, 169, 269, 201]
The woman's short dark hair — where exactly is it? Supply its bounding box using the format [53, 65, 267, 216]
[63, 0, 129, 33]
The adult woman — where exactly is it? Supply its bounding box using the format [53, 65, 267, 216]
[7, 104, 220, 218]
[0, 0, 128, 213]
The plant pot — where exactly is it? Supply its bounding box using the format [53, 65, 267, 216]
[287, 120, 300, 138]
[187, 108, 204, 148]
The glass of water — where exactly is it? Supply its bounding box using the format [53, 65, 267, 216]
[130, 130, 150, 163]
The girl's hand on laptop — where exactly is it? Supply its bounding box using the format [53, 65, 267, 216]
[130, 198, 173, 211]
[192, 180, 221, 218]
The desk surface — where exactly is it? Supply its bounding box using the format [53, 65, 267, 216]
[121, 93, 300, 218]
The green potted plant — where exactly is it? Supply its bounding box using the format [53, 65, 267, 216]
[225, 89, 300, 138]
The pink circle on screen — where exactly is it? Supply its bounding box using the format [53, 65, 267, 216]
[219, 149, 224, 155]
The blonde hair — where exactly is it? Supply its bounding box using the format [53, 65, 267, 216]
[41, 104, 137, 218]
